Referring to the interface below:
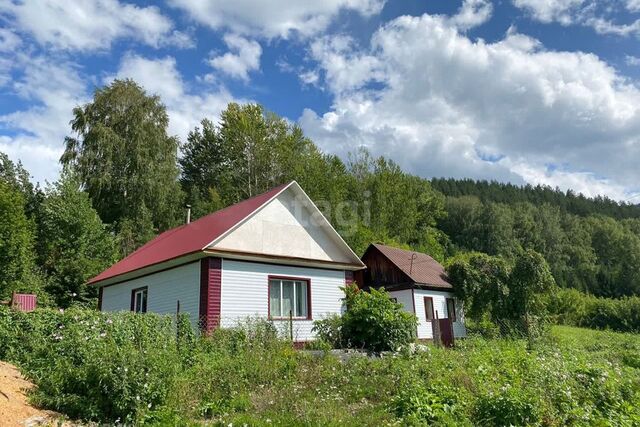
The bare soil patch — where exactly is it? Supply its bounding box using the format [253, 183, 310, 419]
[0, 361, 65, 426]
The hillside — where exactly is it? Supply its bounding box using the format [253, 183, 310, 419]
[432, 178, 640, 297]
[432, 178, 640, 219]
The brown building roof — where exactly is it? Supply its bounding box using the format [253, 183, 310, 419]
[370, 243, 452, 289]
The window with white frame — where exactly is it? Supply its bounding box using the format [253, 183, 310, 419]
[269, 278, 309, 319]
[131, 287, 148, 313]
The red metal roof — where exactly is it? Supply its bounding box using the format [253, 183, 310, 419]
[89, 182, 291, 285]
[370, 243, 453, 289]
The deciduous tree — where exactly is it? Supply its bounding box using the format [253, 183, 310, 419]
[39, 172, 119, 307]
[61, 79, 183, 253]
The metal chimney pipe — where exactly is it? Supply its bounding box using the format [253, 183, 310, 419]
[185, 204, 192, 224]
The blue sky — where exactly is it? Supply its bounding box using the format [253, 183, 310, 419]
[2, 0, 640, 200]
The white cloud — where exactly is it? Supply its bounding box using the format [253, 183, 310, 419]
[209, 34, 262, 81]
[0, 52, 239, 185]
[0, 54, 88, 184]
[586, 17, 640, 37]
[629, 0, 640, 12]
[300, 13, 640, 199]
[450, 0, 493, 30]
[626, 55, 640, 66]
[513, 0, 586, 24]
[169, 0, 385, 39]
[108, 53, 238, 141]
[514, 0, 640, 38]
[0, 29, 21, 52]
[309, 35, 384, 94]
[300, 70, 320, 86]
[0, 0, 193, 51]
[0, 29, 21, 87]
[508, 161, 630, 200]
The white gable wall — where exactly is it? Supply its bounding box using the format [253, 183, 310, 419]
[211, 188, 355, 264]
[100, 262, 200, 327]
[220, 259, 346, 341]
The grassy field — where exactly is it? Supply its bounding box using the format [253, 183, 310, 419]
[2, 307, 640, 425]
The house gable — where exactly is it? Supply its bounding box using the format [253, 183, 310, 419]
[361, 244, 413, 289]
[209, 183, 362, 266]
[360, 244, 453, 291]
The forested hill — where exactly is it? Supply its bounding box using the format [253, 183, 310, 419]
[2, 79, 640, 308]
[431, 178, 640, 220]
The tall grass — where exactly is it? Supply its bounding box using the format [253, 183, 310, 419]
[1, 306, 640, 425]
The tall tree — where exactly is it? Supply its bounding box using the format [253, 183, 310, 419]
[0, 181, 43, 300]
[0, 152, 42, 219]
[39, 172, 119, 307]
[180, 103, 347, 218]
[61, 79, 183, 254]
[180, 118, 232, 219]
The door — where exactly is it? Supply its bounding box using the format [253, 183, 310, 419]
[438, 318, 454, 347]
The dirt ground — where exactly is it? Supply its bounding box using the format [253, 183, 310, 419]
[0, 361, 66, 426]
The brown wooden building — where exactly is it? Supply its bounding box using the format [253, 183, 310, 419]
[358, 243, 466, 342]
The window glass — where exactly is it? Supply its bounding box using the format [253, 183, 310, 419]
[269, 278, 309, 319]
[281, 280, 294, 317]
[141, 290, 147, 313]
[269, 280, 280, 318]
[424, 297, 434, 320]
[447, 298, 456, 322]
[133, 289, 147, 313]
[295, 281, 307, 317]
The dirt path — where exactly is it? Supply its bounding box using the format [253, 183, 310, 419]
[0, 361, 64, 426]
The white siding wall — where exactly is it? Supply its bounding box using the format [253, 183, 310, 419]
[100, 262, 201, 327]
[220, 259, 345, 341]
[413, 289, 466, 339]
[389, 289, 413, 313]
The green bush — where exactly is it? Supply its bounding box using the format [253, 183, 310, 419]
[0, 307, 182, 423]
[311, 313, 343, 348]
[474, 386, 539, 426]
[448, 250, 555, 339]
[392, 381, 460, 425]
[551, 288, 640, 333]
[341, 285, 417, 352]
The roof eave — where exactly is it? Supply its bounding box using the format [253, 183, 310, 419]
[88, 251, 206, 287]
[413, 282, 454, 291]
[203, 248, 365, 271]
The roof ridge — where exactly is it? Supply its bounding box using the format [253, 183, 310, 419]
[188, 181, 292, 227]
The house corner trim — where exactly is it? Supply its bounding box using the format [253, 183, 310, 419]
[199, 257, 222, 333]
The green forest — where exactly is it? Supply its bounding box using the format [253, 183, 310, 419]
[2, 78, 640, 308]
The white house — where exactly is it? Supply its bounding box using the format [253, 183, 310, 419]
[90, 181, 365, 343]
[358, 243, 466, 343]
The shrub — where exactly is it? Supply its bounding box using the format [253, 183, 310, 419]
[0, 306, 182, 423]
[448, 250, 556, 339]
[3, 305, 640, 426]
[311, 313, 343, 348]
[551, 288, 640, 333]
[474, 387, 540, 427]
[391, 381, 460, 424]
[340, 284, 417, 352]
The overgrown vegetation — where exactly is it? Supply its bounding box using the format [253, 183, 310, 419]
[550, 287, 640, 333]
[448, 250, 556, 339]
[2, 306, 640, 425]
[313, 285, 417, 352]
